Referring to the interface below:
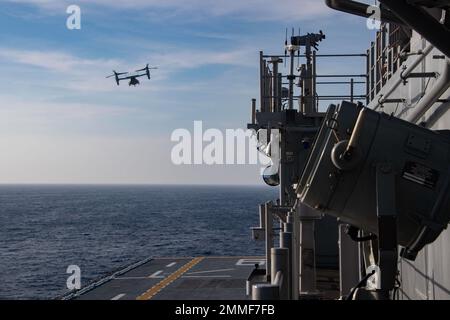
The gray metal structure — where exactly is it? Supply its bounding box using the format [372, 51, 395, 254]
[297, 101, 450, 298]
[364, 0, 450, 301]
[318, 0, 450, 300]
[252, 0, 450, 301]
[248, 31, 368, 300]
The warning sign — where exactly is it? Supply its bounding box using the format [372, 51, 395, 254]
[402, 161, 439, 189]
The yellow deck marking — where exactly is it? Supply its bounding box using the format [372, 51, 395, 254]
[136, 257, 204, 300]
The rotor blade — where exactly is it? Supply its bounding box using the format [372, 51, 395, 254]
[136, 67, 158, 72]
[135, 63, 149, 72]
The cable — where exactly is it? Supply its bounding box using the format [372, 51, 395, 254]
[392, 101, 400, 117]
[421, 77, 432, 99]
[392, 276, 401, 300]
[346, 225, 377, 242]
[346, 270, 376, 300]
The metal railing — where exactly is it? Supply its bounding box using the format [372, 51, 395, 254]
[367, 23, 412, 103]
[260, 51, 368, 113]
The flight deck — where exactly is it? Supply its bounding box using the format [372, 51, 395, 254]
[63, 256, 339, 300]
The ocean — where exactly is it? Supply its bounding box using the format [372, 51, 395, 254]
[0, 184, 277, 299]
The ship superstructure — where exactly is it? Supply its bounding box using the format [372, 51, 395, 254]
[248, 0, 450, 300]
[355, 0, 450, 300]
[246, 30, 368, 299]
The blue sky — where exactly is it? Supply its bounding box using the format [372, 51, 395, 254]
[0, 0, 376, 184]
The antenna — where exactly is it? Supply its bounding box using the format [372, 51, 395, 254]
[297, 27, 301, 68]
[284, 28, 288, 68]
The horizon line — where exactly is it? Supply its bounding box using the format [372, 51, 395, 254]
[0, 182, 269, 187]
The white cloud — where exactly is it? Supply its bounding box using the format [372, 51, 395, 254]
[6, 0, 332, 21]
[0, 48, 120, 73]
[150, 47, 255, 71]
[0, 45, 256, 94]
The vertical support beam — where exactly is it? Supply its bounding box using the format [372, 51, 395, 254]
[312, 50, 317, 112]
[289, 213, 299, 300]
[280, 231, 293, 299]
[296, 203, 321, 295]
[259, 204, 266, 230]
[302, 49, 314, 115]
[370, 41, 375, 101]
[263, 60, 267, 112]
[288, 49, 296, 110]
[268, 67, 273, 112]
[271, 58, 281, 112]
[339, 224, 360, 297]
[375, 163, 398, 296]
[259, 51, 265, 112]
[251, 99, 256, 125]
[279, 129, 287, 206]
[376, 31, 381, 94]
[277, 73, 283, 112]
[350, 78, 354, 103]
[265, 202, 273, 281]
[381, 24, 387, 86]
[299, 220, 317, 293]
[271, 248, 289, 300]
[366, 49, 370, 105]
[264, 63, 270, 112]
[388, 47, 392, 81]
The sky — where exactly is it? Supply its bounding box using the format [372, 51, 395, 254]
[0, 0, 376, 185]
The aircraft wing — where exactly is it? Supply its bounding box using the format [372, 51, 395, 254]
[119, 73, 147, 80]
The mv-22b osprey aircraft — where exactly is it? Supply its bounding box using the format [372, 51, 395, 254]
[106, 64, 158, 86]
